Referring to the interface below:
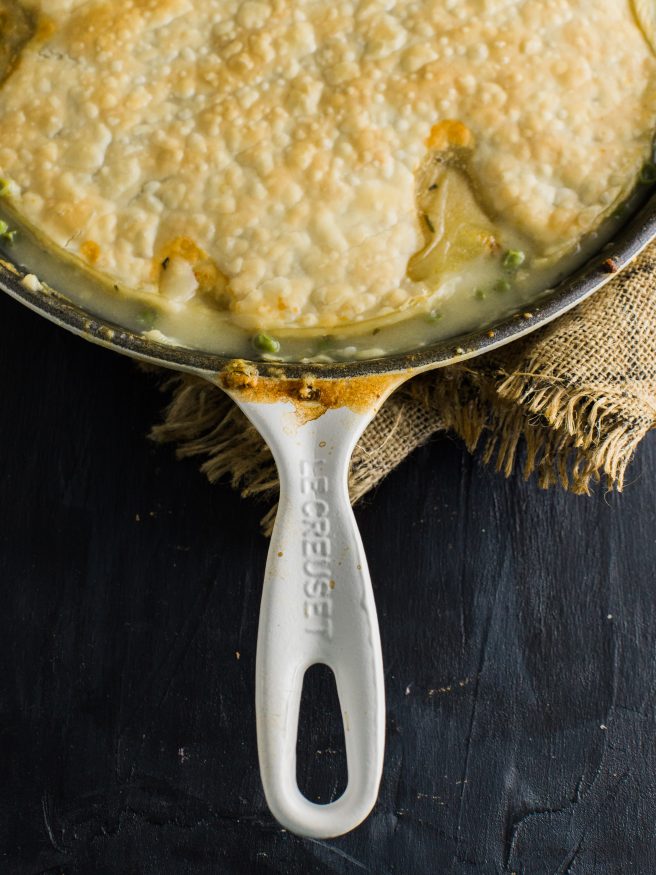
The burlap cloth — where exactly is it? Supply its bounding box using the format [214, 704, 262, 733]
[149, 244, 656, 532]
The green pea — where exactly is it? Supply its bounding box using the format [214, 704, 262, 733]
[0, 219, 15, 243]
[639, 162, 656, 185]
[503, 249, 526, 270]
[252, 332, 281, 354]
[136, 307, 158, 329]
[495, 278, 512, 294]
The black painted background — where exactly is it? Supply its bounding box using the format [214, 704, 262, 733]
[1, 289, 655, 874]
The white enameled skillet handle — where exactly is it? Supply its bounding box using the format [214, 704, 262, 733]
[230, 397, 385, 838]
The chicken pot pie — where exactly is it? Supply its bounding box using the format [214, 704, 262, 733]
[0, 0, 655, 360]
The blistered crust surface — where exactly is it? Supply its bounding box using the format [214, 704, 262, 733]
[0, 0, 655, 328]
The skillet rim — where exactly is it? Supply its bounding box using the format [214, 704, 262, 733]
[0, 192, 655, 380]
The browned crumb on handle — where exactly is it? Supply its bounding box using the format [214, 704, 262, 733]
[219, 359, 259, 391]
[217, 359, 407, 420]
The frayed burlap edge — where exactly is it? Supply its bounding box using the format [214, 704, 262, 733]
[147, 355, 653, 534]
[408, 362, 653, 495]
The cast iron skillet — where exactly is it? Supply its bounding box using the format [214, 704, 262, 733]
[2, 192, 656, 839]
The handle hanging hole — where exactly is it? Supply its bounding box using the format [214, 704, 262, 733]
[296, 663, 347, 804]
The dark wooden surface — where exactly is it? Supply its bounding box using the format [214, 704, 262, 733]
[2, 289, 655, 874]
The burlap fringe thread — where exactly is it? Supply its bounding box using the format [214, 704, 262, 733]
[148, 245, 656, 533]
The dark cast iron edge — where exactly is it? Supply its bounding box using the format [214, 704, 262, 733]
[1, 193, 655, 381]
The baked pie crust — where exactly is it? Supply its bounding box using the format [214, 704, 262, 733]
[0, 0, 655, 332]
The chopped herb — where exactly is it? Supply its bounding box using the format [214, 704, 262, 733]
[372, 327, 381, 335]
[423, 213, 435, 233]
[503, 249, 526, 270]
[474, 288, 486, 300]
[252, 332, 280, 354]
[611, 202, 630, 221]
[0, 177, 11, 197]
[426, 309, 443, 323]
[161, 256, 170, 270]
[136, 307, 158, 329]
[0, 220, 8, 235]
[428, 183, 439, 191]
[494, 278, 512, 294]
[639, 162, 656, 186]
